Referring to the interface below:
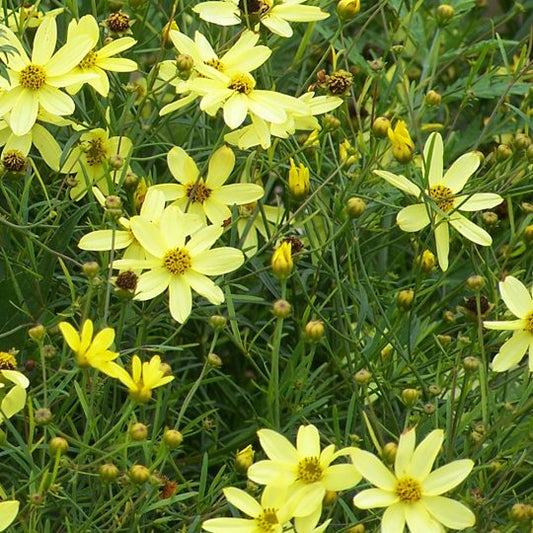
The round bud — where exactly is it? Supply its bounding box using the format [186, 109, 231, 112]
[482, 211, 498, 226]
[354, 369, 372, 385]
[30, 493, 43, 506]
[436, 4, 455, 25]
[336, 0, 361, 19]
[380, 343, 393, 361]
[100, 463, 120, 481]
[323, 490, 338, 506]
[381, 442, 398, 464]
[272, 299, 292, 318]
[428, 384, 441, 396]
[510, 504, 533, 522]
[235, 444, 255, 474]
[82, 261, 100, 278]
[425, 90, 442, 106]
[43, 344, 57, 359]
[129, 423, 148, 441]
[35, 408, 53, 426]
[423, 403, 436, 414]
[208, 315, 227, 330]
[28, 324, 46, 342]
[346, 197, 366, 218]
[523, 225, 533, 244]
[526, 145, 533, 163]
[436, 334, 452, 346]
[123, 172, 139, 189]
[206, 352, 222, 368]
[372, 116, 391, 138]
[24, 359, 36, 372]
[347, 526, 365, 533]
[163, 429, 183, 449]
[304, 320, 325, 342]
[108, 154, 124, 170]
[323, 114, 341, 130]
[129, 464, 150, 484]
[105, 195, 122, 211]
[397, 289, 414, 310]
[443, 310, 455, 322]
[416, 249, 435, 273]
[514, 133, 531, 150]
[49, 437, 69, 456]
[467, 275, 485, 291]
[496, 144, 513, 161]
[463, 356, 480, 371]
[401, 388, 421, 406]
[176, 54, 194, 72]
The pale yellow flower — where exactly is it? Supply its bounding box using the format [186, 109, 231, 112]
[271, 241, 293, 279]
[388, 120, 414, 163]
[352, 428, 475, 533]
[484, 276, 533, 372]
[0, 352, 30, 424]
[0, 500, 19, 532]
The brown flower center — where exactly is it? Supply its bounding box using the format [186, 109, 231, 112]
[115, 270, 138, 291]
[79, 50, 98, 69]
[186, 181, 211, 204]
[429, 184, 455, 213]
[0, 351, 17, 370]
[205, 58, 223, 71]
[84, 138, 107, 167]
[228, 73, 255, 95]
[524, 310, 533, 334]
[163, 248, 192, 275]
[106, 12, 130, 33]
[395, 476, 422, 503]
[296, 456, 323, 483]
[239, 0, 272, 16]
[19, 64, 46, 90]
[2, 150, 26, 172]
[238, 202, 257, 217]
[255, 508, 278, 533]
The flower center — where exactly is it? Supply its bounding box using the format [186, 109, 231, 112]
[429, 184, 455, 213]
[115, 270, 138, 291]
[163, 248, 192, 275]
[2, 150, 26, 172]
[186, 180, 211, 204]
[84, 138, 107, 167]
[239, 0, 272, 16]
[524, 310, 533, 334]
[79, 50, 98, 69]
[238, 202, 257, 217]
[255, 508, 278, 533]
[205, 58, 223, 71]
[19, 64, 46, 90]
[296, 456, 323, 483]
[106, 11, 130, 33]
[395, 476, 422, 503]
[228, 73, 255, 95]
[0, 351, 17, 370]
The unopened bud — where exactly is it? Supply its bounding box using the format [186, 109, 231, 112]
[49, 437, 69, 456]
[354, 369, 372, 385]
[163, 429, 183, 449]
[323, 114, 341, 130]
[235, 445, 254, 473]
[436, 334, 452, 346]
[526, 145, 533, 163]
[208, 315, 227, 330]
[323, 490, 338, 506]
[108, 154, 124, 170]
[35, 408, 52, 425]
[206, 352, 222, 368]
[482, 211, 498, 226]
[514, 133, 531, 150]
[100, 463, 120, 481]
[436, 4, 455, 25]
[425, 90, 442, 106]
[346, 197, 366, 218]
[397, 289, 414, 310]
[347, 526, 365, 533]
[496, 144, 513, 161]
[423, 403, 436, 414]
[271, 242, 293, 280]
[82, 261, 100, 278]
[129, 423, 148, 441]
[129, 464, 150, 484]
[176, 53, 194, 72]
[288, 158, 310, 201]
[305, 320, 325, 342]
[336, 0, 361, 19]
[272, 299, 292, 318]
[28, 324, 46, 342]
[510, 503, 533, 522]
[467, 275, 485, 290]
[401, 388, 421, 406]
[523, 225, 533, 243]
[372, 116, 391, 138]
[380, 343, 393, 361]
[463, 356, 480, 371]
[416, 249, 435, 273]
[381, 442, 398, 464]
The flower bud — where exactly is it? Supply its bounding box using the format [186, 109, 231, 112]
[496, 144, 513, 161]
[436, 334, 452, 346]
[428, 384, 441, 396]
[388, 120, 414, 163]
[372, 116, 391, 138]
[380, 343, 393, 361]
[336, 0, 361, 19]
[323, 490, 337, 506]
[129, 423, 148, 441]
[423, 403, 436, 414]
[176, 53, 194, 72]
[129, 464, 150, 484]
[288, 158, 310, 201]
[43, 344, 57, 359]
[347, 525, 365, 533]
[482, 211, 498, 226]
[397, 289, 414, 310]
[304, 320, 325, 342]
[467, 275, 485, 291]
[401, 388, 420, 406]
[436, 4, 455, 25]
[82, 261, 100, 278]
[163, 429, 183, 449]
[235, 444, 254, 473]
[354, 369, 372, 385]
[28, 324, 46, 342]
[463, 356, 480, 371]
[108, 154, 124, 170]
[161, 20, 179, 47]
[208, 314, 227, 330]
[272, 299, 292, 318]
[526, 145, 533, 163]
[323, 114, 341, 130]
[49, 437, 69, 456]
[346, 197, 366, 218]
[100, 463, 120, 481]
[381, 442, 398, 464]
[510, 503, 533, 522]
[206, 352, 222, 368]
[523, 225, 533, 244]
[415, 249, 435, 273]
[35, 408, 53, 425]
[514, 133, 531, 150]
[271, 242, 293, 280]
[425, 90, 442, 106]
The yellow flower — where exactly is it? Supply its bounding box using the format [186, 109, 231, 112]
[352, 428, 475, 533]
[112, 354, 174, 402]
[483, 276, 533, 372]
[152, 145, 264, 225]
[288, 158, 310, 200]
[387, 120, 415, 163]
[193, 0, 329, 38]
[61, 128, 133, 200]
[0, 500, 19, 532]
[271, 241, 293, 279]
[66, 15, 137, 96]
[247, 424, 360, 529]
[58, 319, 120, 375]
[375, 132, 503, 271]
[112, 206, 244, 323]
[0, 352, 30, 425]
[0, 17, 96, 135]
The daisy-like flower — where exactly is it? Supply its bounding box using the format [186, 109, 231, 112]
[0, 500, 19, 532]
[0, 351, 30, 424]
[152, 145, 264, 225]
[0, 17, 96, 135]
[110, 354, 174, 402]
[247, 425, 360, 527]
[237, 202, 284, 257]
[375, 132, 503, 271]
[193, 0, 329, 38]
[112, 205, 245, 323]
[58, 319, 120, 376]
[66, 15, 137, 97]
[352, 428, 475, 533]
[61, 128, 133, 200]
[484, 276, 533, 372]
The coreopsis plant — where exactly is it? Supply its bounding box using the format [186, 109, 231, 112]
[66, 15, 137, 97]
[58, 319, 120, 376]
[375, 132, 503, 271]
[192, 0, 329, 38]
[247, 425, 360, 528]
[483, 275, 533, 372]
[387, 120, 415, 163]
[352, 428, 475, 533]
[0, 17, 96, 135]
[0, 352, 30, 424]
[237, 202, 283, 257]
[152, 145, 264, 225]
[112, 205, 244, 323]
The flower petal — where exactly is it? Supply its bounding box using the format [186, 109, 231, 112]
[322, 463, 361, 491]
[206, 145, 235, 188]
[222, 487, 261, 518]
[296, 424, 321, 457]
[168, 276, 192, 323]
[404, 501, 442, 533]
[224, 93, 249, 129]
[442, 152, 480, 193]
[202, 517, 255, 532]
[351, 448, 397, 491]
[78, 230, 133, 251]
[423, 132, 443, 187]
[454, 193, 503, 211]
[167, 146, 199, 185]
[135, 268, 170, 300]
[381, 503, 406, 533]
[397, 204, 431, 232]
[422, 460, 474, 495]
[258, 428, 299, 463]
[395, 428, 416, 478]
[10, 89, 38, 136]
[499, 276, 533, 319]
[449, 213, 492, 246]
[192, 248, 244, 275]
[374, 170, 420, 196]
[353, 488, 399, 509]
[183, 271, 224, 305]
[0, 386, 26, 420]
[491, 330, 531, 372]
[58, 322, 81, 351]
[247, 460, 296, 486]
[0, 501, 19, 532]
[434, 218, 449, 271]
[130, 218, 166, 258]
[423, 496, 476, 529]
[483, 319, 524, 331]
[410, 430, 443, 481]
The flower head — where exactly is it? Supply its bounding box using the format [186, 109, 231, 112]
[288, 158, 310, 200]
[58, 319, 120, 375]
[375, 132, 503, 271]
[483, 276, 533, 372]
[271, 241, 293, 279]
[352, 428, 475, 533]
[112, 354, 174, 402]
[388, 120, 414, 163]
[0, 352, 29, 424]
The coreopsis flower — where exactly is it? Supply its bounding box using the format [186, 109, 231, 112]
[112, 206, 245, 323]
[111, 354, 174, 402]
[58, 319, 121, 376]
[247, 425, 360, 525]
[375, 132, 503, 271]
[388, 120, 415, 163]
[0, 17, 96, 135]
[271, 241, 293, 279]
[352, 428, 475, 533]
[152, 145, 264, 225]
[483, 276, 533, 372]
[61, 128, 133, 200]
[0, 352, 30, 424]
[66, 15, 137, 96]
[237, 202, 284, 257]
[0, 500, 19, 532]
[288, 158, 310, 200]
[193, 0, 329, 38]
